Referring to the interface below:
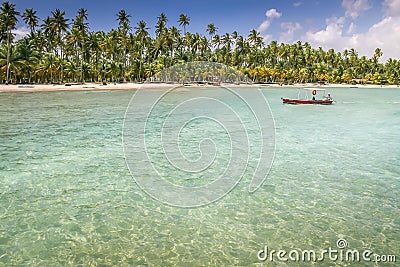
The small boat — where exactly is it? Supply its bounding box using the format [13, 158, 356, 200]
[282, 98, 333, 104]
[282, 88, 333, 105]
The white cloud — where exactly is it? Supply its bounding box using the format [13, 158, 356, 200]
[303, 17, 346, 49]
[347, 22, 357, 34]
[256, 0, 400, 61]
[383, 0, 400, 17]
[293, 2, 302, 7]
[262, 34, 273, 44]
[302, 15, 400, 61]
[280, 22, 302, 43]
[12, 26, 30, 41]
[258, 20, 271, 33]
[326, 16, 346, 25]
[342, 0, 371, 19]
[257, 9, 282, 33]
[352, 17, 400, 60]
[265, 9, 282, 19]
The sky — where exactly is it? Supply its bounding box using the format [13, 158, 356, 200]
[10, 0, 400, 61]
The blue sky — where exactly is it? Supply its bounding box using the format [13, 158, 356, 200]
[10, 0, 400, 61]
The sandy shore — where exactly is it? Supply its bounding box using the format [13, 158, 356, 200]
[0, 82, 398, 92]
[0, 82, 143, 92]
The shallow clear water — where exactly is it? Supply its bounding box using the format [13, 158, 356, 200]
[0, 88, 399, 266]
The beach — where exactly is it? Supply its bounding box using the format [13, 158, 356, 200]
[0, 82, 398, 93]
[2, 0, 399, 264]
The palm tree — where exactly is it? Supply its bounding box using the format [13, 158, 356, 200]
[74, 8, 88, 82]
[50, 9, 69, 82]
[15, 38, 39, 83]
[211, 34, 221, 49]
[39, 53, 59, 83]
[198, 35, 209, 60]
[234, 35, 249, 67]
[66, 27, 81, 81]
[77, 8, 88, 25]
[248, 29, 262, 47]
[248, 29, 263, 67]
[178, 13, 190, 35]
[372, 47, 383, 72]
[231, 31, 238, 43]
[168, 26, 180, 59]
[33, 30, 46, 58]
[86, 31, 101, 81]
[155, 12, 167, 37]
[221, 33, 232, 64]
[41, 16, 54, 50]
[0, 1, 20, 84]
[22, 8, 38, 36]
[206, 23, 217, 42]
[135, 20, 149, 81]
[117, 9, 131, 34]
[117, 9, 131, 81]
[0, 42, 25, 82]
[0, 6, 398, 85]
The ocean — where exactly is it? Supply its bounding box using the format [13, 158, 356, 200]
[0, 87, 399, 266]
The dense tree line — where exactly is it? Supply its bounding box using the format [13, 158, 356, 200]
[0, 1, 399, 85]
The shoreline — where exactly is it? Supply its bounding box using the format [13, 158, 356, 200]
[0, 82, 398, 93]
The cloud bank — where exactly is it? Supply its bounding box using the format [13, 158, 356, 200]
[257, 0, 400, 61]
[12, 27, 30, 41]
[303, 0, 400, 61]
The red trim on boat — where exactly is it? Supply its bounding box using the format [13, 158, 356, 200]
[282, 98, 333, 105]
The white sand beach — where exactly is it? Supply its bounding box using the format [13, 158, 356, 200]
[0, 82, 398, 93]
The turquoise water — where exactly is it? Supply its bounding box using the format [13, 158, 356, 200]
[0, 88, 399, 266]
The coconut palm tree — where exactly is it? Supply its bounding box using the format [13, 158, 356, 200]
[22, 8, 38, 36]
[86, 31, 101, 81]
[206, 23, 217, 43]
[49, 9, 69, 82]
[168, 26, 180, 59]
[0, 1, 20, 84]
[15, 38, 39, 83]
[178, 13, 190, 35]
[41, 16, 54, 50]
[248, 29, 263, 68]
[0, 6, 397, 85]
[234, 35, 250, 67]
[134, 20, 149, 81]
[38, 53, 59, 83]
[73, 8, 88, 82]
[33, 30, 46, 57]
[155, 12, 167, 37]
[117, 9, 131, 81]
[372, 47, 383, 73]
[220, 33, 232, 64]
[0, 42, 25, 82]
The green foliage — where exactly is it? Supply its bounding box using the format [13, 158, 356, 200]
[0, 2, 399, 85]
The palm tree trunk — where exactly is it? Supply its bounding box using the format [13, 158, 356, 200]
[6, 31, 11, 85]
[59, 31, 64, 83]
[139, 36, 144, 82]
[81, 38, 85, 83]
[60, 46, 64, 83]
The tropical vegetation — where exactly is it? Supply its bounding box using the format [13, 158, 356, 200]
[0, 1, 399, 85]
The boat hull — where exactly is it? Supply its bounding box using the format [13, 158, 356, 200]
[282, 98, 333, 105]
